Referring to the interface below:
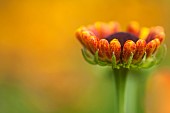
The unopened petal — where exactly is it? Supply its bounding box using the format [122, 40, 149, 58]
[133, 39, 146, 63]
[153, 38, 160, 53]
[108, 21, 121, 34]
[146, 26, 165, 43]
[94, 21, 104, 38]
[75, 27, 87, 45]
[88, 36, 99, 53]
[146, 40, 157, 58]
[123, 40, 136, 63]
[93, 22, 118, 39]
[127, 21, 140, 37]
[98, 39, 111, 59]
[110, 39, 121, 62]
[81, 31, 95, 50]
[139, 27, 150, 40]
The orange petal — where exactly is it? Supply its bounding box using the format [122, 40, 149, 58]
[139, 27, 150, 40]
[98, 39, 111, 59]
[127, 21, 140, 37]
[81, 30, 94, 50]
[110, 39, 121, 62]
[100, 23, 112, 38]
[94, 22, 104, 38]
[146, 26, 165, 43]
[123, 40, 136, 63]
[93, 22, 113, 38]
[146, 40, 157, 58]
[108, 21, 121, 34]
[75, 27, 87, 45]
[153, 38, 160, 53]
[87, 25, 99, 38]
[88, 36, 99, 53]
[155, 30, 165, 43]
[133, 39, 146, 63]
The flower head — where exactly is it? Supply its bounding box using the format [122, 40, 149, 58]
[76, 21, 166, 69]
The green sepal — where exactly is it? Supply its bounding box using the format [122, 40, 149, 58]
[81, 48, 96, 65]
[140, 56, 156, 69]
[155, 44, 167, 65]
[81, 43, 167, 69]
[126, 52, 134, 68]
[112, 52, 118, 69]
[94, 50, 99, 63]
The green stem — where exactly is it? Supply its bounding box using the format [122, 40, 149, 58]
[113, 68, 129, 113]
[126, 70, 151, 113]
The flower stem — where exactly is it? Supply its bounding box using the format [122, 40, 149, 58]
[113, 68, 128, 113]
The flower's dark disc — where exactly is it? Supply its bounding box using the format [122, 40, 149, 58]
[106, 32, 139, 48]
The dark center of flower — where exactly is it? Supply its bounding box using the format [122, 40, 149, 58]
[105, 32, 139, 46]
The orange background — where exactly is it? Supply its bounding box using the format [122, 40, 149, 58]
[0, 0, 170, 113]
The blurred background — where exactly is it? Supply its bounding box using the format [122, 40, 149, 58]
[0, 0, 170, 113]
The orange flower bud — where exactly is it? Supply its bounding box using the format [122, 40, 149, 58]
[98, 39, 111, 59]
[133, 39, 146, 63]
[127, 21, 140, 37]
[146, 39, 157, 58]
[110, 39, 121, 62]
[76, 21, 165, 68]
[123, 40, 136, 63]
